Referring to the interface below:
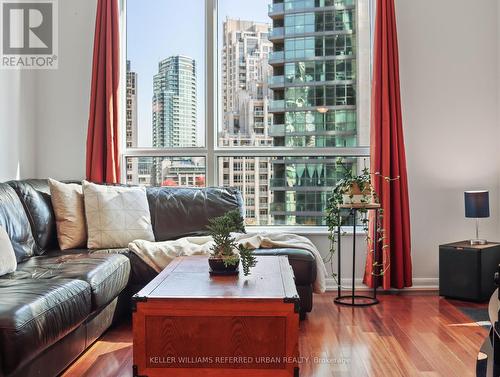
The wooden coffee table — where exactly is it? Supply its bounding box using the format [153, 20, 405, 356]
[132, 255, 300, 377]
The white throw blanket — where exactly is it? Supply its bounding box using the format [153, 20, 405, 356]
[129, 232, 327, 293]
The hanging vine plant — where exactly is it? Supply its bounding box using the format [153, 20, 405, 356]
[324, 158, 399, 283]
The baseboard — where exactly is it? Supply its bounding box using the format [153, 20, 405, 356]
[325, 277, 439, 291]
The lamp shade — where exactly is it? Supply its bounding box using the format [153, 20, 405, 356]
[464, 191, 490, 218]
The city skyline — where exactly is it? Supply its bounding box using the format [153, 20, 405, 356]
[127, 0, 271, 147]
[128, 14, 275, 224]
[126, 0, 360, 225]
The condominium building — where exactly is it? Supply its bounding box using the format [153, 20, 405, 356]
[160, 157, 206, 187]
[221, 19, 273, 139]
[268, 0, 358, 225]
[152, 55, 197, 184]
[136, 158, 153, 186]
[125, 60, 139, 184]
[219, 19, 274, 224]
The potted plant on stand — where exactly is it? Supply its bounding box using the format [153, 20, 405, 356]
[207, 210, 257, 276]
[325, 158, 398, 282]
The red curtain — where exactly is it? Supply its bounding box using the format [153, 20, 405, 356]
[86, 0, 120, 184]
[363, 0, 412, 289]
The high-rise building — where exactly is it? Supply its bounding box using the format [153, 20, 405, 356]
[219, 19, 274, 225]
[222, 19, 273, 140]
[126, 60, 139, 184]
[152, 55, 197, 184]
[268, 0, 358, 225]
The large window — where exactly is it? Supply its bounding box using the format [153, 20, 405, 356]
[124, 0, 370, 227]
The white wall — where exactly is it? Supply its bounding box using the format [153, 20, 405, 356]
[0, 70, 37, 181]
[1, 0, 499, 288]
[0, 0, 94, 182]
[396, 0, 500, 286]
[34, 0, 97, 180]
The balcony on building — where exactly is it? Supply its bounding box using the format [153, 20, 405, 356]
[278, 0, 355, 13]
[268, 75, 285, 88]
[253, 122, 265, 132]
[268, 27, 284, 41]
[270, 177, 338, 189]
[269, 99, 285, 112]
[270, 202, 324, 214]
[268, 1, 284, 17]
[269, 124, 285, 137]
[268, 51, 285, 64]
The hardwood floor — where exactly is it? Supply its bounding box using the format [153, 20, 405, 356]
[61, 292, 487, 377]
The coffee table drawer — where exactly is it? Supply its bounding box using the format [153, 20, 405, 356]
[133, 298, 299, 376]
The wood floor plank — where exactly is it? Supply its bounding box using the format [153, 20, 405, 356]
[61, 293, 488, 377]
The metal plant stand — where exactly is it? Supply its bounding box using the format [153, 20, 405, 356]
[334, 203, 381, 307]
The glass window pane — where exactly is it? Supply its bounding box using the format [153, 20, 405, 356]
[218, 156, 368, 226]
[218, 0, 273, 147]
[218, 0, 358, 148]
[125, 157, 206, 187]
[127, 0, 205, 149]
[123, 0, 366, 227]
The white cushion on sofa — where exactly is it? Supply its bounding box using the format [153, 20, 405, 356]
[0, 226, 17, 276]
[82, 181, 155, 249]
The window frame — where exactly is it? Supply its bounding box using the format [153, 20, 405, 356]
[120, 0, 371, 230]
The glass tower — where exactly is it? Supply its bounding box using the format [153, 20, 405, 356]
[268, 0, 357, 225]
[152, 55, 197, 184]
[152, 55, 197, 148]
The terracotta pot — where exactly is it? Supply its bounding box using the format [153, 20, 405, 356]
[343, 182, 373, 204]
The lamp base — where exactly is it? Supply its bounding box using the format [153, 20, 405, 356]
[470, 239, 488, 245]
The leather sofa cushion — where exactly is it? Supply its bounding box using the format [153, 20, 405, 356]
[7, 180, 58, 254]
[146, 187, 244, 241]
[93, 248, 157, 286]
[253, 248, 317, 286]
[0, 279, 91, 376]
[14, 252, 131, 310]
[0, 183, 36, 262]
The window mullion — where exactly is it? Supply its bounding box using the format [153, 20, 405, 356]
[123, 148, 208, 158]
[206, 0, 217, 186]
[213, 147, 370, 158]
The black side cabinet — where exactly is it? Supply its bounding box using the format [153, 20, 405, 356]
[439, 241, 500, 302]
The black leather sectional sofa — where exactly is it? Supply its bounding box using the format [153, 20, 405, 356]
[0, 179, 317, 377]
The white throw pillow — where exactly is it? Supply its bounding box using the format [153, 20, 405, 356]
[82, 181, 155, 249]
[48, 178, 87, 250]
[0, 226, 17, 276]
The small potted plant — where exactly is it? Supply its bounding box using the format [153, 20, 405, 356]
[207, 210, 257, 276]
[342, 178, 373, 206]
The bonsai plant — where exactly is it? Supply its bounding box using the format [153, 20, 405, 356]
[206, 210, 257, 276]
[325, 158, 398, 282]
